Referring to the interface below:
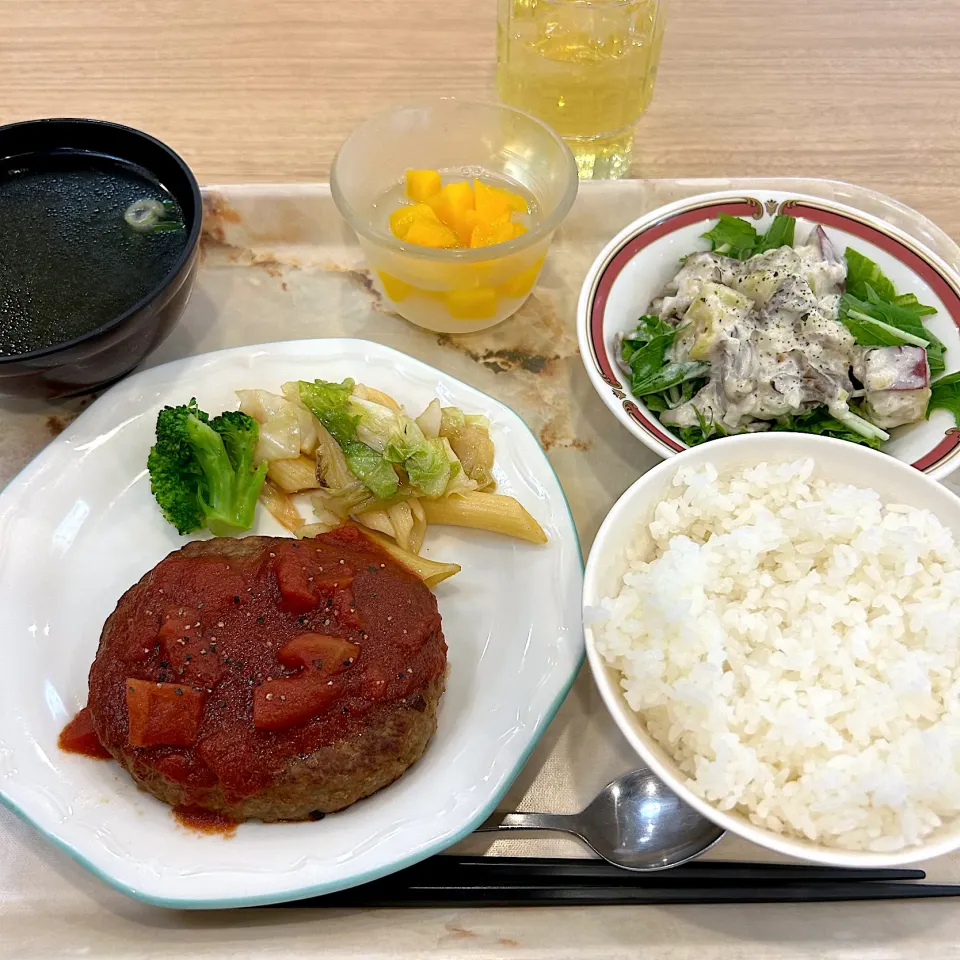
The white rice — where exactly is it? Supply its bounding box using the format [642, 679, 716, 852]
[594, 458, 960, 852]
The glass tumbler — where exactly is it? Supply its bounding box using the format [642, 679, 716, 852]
[497, 0, 669, 179]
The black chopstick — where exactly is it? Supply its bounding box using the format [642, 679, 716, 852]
[267, 857, 941, 909]
[297, 881, 960, 908]
[398, 855, 926, 884]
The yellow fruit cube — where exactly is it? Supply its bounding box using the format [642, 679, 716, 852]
[497, 256, 544, 299]
[422, 192, 445, 215]
[404, 219, 459, 249]
[512, 221, 528, 238]
[441, 180, 475, 213]
[503, 188, 529, 214]
[447, 207, 478, 246]
[446, 287, 498, 320]
[405, 169, 442, 202]
[389, 203, 438, 239]
[389, 206, 415, 240]
[469, 219, 518, 248]
[473, 179, 512, 224]
[378, 271, 414, 302]
[468, 222, 498, 248]
[428, 182, 475, 244]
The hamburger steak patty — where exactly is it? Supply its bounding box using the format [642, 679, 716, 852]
[87, 527, 447, 821]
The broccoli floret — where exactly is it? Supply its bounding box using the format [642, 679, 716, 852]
[208, 409, 267, 531]
[147, 399, 267, 536]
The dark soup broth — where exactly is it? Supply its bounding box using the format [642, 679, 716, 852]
[0, 151, 188, 357]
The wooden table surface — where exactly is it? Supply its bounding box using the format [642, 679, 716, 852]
[3, 0, 959, 237]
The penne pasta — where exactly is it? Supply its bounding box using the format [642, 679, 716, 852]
[421, 491, 547, 544]
[354, 526, 461, 588]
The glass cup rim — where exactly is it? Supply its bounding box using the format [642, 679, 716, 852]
[330, 97, 579, 263]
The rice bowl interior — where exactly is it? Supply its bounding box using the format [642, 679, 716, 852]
[584, 433, 960, 866]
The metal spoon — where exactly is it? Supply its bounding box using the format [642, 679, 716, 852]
[477, 768, 725, 872]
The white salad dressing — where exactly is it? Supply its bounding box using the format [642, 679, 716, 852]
[646, 228, 932, 435]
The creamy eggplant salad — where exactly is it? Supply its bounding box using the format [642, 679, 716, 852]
[617, 213, 960, 448]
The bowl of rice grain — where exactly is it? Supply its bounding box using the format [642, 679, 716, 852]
[584, 432, 960, 865]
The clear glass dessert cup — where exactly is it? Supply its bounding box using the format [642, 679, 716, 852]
[331, 98, 578, 333]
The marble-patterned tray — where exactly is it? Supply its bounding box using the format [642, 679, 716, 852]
[4, 179, 960, 957]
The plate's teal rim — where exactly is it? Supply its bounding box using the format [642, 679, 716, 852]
[0, 337, 585, 910]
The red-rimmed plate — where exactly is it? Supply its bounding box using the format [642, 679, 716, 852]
[576, 190, 960, 479]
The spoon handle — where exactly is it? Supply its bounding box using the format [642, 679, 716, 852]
[477, 812, 580, 835]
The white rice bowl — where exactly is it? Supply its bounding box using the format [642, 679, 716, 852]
[584, 433, 960, 865]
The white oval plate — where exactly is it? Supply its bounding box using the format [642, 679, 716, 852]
[0, 338, 583, 908]
[577, 190, 960, 479]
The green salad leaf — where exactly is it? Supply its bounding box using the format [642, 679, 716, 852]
[845, 248, 898, 301]
[674, 408, 727, 447]
[754, 214, 796, 253]
[700, 213, 796, 260]
[675, 425, 713, 447]
[633, 361, 711, 397]
[838, 253, 942, 374]
[927, 371, 960, 427]
[770, 409, 885, 450]
[700, 215, 760, 259]
[621, 314, 710, 397]
[670, 408, 729, 447]
[641, 377, 707, 413]
[670, 407, 887, 450]
[623, 331, 673, 387]
[620, 314, 671, 357]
